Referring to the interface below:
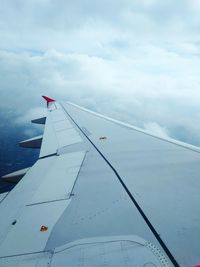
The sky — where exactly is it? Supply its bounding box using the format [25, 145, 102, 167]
[1, 0, 200, 177]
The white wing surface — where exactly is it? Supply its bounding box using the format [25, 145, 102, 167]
[0, 96, 199, 267]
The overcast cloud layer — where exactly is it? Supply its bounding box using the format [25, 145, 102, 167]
[1, 0, 200, 146]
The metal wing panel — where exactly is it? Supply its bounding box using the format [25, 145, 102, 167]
[0, 200, 69, 257]
[40, 103, 83, 158]
[0, 111, 86, 260]
[0, 192, 8, 203]
[0, 150, 83, 257]
[60, 101, 200, 267]
[45, 147, 163, 251]
[51, 236, 169, 267]
[28, 151, 86, 204]
[39, 114, 58, 157]
[0, 252, 52, 267]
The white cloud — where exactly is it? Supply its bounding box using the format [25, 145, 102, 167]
[23, 128, 41, 138]
[144, 122, 170, 138]
[1, 47, 200, 145]
[14, 107, 46, 137]
[0, 1, 200, 146]
[14, 107, 47, 125]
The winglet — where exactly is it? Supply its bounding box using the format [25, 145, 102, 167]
[42, 96, 55, 107]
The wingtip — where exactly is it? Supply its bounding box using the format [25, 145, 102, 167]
[42, 95, 56, 103]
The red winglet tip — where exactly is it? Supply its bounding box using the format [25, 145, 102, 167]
[42, 95, 55, 103]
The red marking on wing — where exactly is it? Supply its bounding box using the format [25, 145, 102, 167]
[40, 225, 48, 232]
[42, 95, 55, 105]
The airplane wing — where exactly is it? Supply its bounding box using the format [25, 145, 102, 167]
[0, 96, 199, 267]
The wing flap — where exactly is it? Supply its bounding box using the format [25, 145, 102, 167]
[28, 151, 86, 205]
